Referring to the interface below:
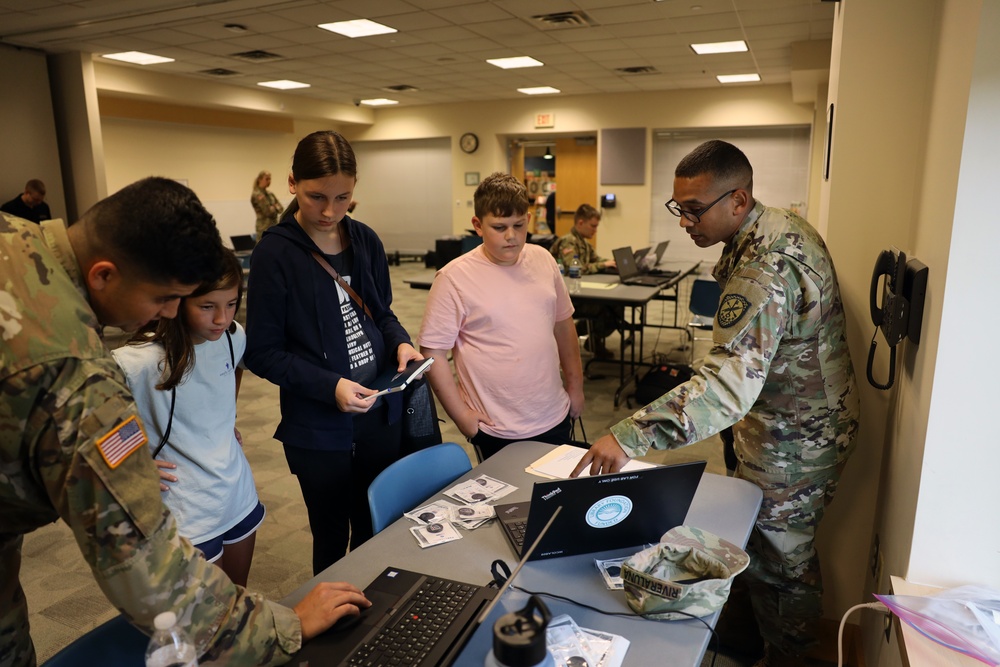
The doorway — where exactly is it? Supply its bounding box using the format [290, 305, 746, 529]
[509, 135, 597, 238]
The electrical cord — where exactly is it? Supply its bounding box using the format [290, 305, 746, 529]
[838, 601, 889, 667]
[490, 559, 722, 667]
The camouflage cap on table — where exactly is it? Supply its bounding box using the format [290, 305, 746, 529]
[622, 525, 750, 620]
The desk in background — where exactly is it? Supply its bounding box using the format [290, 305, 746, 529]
[282, 441, 763, 667]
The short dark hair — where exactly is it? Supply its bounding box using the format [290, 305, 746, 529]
[25, 179, 45, 196]
[675, 140, 754, 192]
[575, 204, 600, 222]
[474, 172, 529, 220]
[81, 177, 224, 286]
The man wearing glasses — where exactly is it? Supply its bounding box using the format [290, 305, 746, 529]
[573, 140, 859, 667]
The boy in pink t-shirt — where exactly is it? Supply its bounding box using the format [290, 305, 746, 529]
[419, 172, 585, 460]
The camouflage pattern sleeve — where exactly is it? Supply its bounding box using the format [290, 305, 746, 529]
[550, 231, 603, 274]
[611, 262, 787, 458]
[22, 357, 302, 665]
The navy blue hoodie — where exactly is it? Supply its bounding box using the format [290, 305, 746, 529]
[244, 213, 411, 450]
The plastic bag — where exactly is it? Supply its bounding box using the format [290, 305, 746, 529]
[875, 585, 1000, 665]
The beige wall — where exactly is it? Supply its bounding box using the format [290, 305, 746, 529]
[0, 46, 65, 220]
[819, 1, 995, 666]
[322, 85, 812, 258]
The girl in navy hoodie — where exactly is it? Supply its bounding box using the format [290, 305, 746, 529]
[244, 130, 423, 573]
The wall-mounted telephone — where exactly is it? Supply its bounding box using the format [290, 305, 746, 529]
[867, 248, 928, 390]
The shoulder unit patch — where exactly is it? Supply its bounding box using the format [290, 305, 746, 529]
[717, 294, 751, 329]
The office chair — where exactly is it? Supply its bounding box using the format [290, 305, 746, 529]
[44, 613, 148, 666]
[367, 442, 473, 534]
[686, 278, 722, 364]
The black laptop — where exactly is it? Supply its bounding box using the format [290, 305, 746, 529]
[494, 460, 706, 560]
[230, 234, 255, 252]
[292, 503, 567, 667]
[613, 246, 677, 287]
[293, 566, 497, 667]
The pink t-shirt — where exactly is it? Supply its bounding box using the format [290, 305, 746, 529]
[418, 244, 574, 439]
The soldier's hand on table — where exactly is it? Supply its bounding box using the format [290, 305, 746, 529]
[570, 435, 629, 477]
[295, 581, 371, 641]
[154, 459, 177, 492]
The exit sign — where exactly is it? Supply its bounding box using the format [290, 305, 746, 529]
[535, 113, 555, 128]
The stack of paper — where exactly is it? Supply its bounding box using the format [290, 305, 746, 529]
[525, 444, 655, 479]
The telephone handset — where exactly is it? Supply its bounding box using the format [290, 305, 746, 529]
[867, 248, 910, 390]
[870, 249, 910, 345]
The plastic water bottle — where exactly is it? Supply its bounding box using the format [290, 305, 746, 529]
[145, 611, 198, 667]
[568, 254, 582, 294]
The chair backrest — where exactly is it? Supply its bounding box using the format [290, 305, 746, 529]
[689, 278, 722, 318]
[367, 442, 473, 534]
[44, 614, 148, 666]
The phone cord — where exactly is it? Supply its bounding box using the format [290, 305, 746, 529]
[866, 328, 895, 390]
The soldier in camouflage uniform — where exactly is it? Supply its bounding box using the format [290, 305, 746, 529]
[550, 204, 621, 358]
[573, 141, 859, 667]
[252, 170, 282, 242]
[0, 177, 368, 667]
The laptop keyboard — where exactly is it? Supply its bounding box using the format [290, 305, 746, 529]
[347, 577, 479, 667]
[509, 519, 527, 551]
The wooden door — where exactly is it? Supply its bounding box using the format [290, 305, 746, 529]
[553, 138, 597, 242]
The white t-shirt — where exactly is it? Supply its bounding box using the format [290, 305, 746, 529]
[418, 244, 574, 439]
[113, 323, 259, 544]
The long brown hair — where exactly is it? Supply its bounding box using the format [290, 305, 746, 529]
[282, 130, 358, 219]
[128, 248, 244, 390]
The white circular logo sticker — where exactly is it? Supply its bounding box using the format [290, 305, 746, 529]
[585, 495, 633, 528]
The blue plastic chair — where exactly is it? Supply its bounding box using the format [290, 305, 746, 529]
[368, 443, 473, 534]
[686, 278, 722, 363]
[44, 614, 147, 666]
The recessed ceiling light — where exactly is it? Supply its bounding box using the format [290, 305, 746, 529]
[717, 73, 761, 83]
[224, 23, 249, 34]
[691, 40, 748, 55]
[257, 80, 311, 90]
[360, 98, 399, 106]
[102, 51, 174, 65]
[517, 86, 560, 95]
[318, 19, 397, 38]
[487, 56, 543, 69]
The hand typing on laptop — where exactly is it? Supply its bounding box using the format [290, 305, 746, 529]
[293, 581, 372, 640]
[570, 434, 630, 477]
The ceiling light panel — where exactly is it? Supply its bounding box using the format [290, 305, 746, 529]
[102, 51, 174, 65]
[257, 79, 311, 89]
[518, 86, 560, 95]
[317, 19, 397, 38]
[717, 73, 761, 83]
[487, 56, 544, 69]
[691, 40, 748, 55]
[360, 98, 398, 106]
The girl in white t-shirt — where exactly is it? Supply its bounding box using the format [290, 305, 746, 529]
[113, 249, 263, 586]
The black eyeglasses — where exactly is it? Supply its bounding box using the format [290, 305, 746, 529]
[665, 189, 737, 223]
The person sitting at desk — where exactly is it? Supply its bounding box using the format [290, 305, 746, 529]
[549, 204, 621, 359]
[572, 140, 860, 667]
[419, 172, 585, 461]
[1, 178, 51, 224]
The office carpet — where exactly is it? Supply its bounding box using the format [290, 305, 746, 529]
[23, 260, 735, 663]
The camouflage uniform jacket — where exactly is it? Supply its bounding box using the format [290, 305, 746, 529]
[611, 201, 859, 473]
[0, 216, 301, 666]
[550, 227, 606, 274]
[252, 186, 282, 239]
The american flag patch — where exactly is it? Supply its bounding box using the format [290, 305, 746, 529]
[96, 416, 148, 469]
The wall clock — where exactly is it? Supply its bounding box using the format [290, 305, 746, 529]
[460, 132, 479, 154]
